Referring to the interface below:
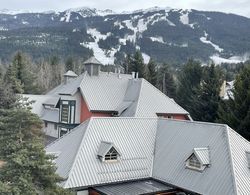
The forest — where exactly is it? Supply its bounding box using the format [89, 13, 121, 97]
[0, 50, 250, 194]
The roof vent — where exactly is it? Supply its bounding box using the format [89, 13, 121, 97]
[83, 56, 102, 76]
[185, 147, 210, 172]
[63, 70, 78, 84]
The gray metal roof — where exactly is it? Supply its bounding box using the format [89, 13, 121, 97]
[246, 151, 250, 168]
[193, 148, 210, 165]
[134, 79, 189, 117]
[46, 118, 250, 194]
[94, 179, 175, 195]
[46, 120, 90, 179]
[46, 72, 189, 116]
[21, 94, 59, 117]
[84, 57, 102, 65]
[64, 70, 78, 77]
[41, 108, 59, 123]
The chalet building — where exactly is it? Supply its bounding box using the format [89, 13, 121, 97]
[46, 117, 250, 195]
[24, 57, 191, 139]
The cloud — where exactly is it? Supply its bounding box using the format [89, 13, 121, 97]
[1, 0, 250, 17]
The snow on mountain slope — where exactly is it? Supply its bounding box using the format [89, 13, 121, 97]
[81, 28, 115, 64]
[200, 31, 223, 52]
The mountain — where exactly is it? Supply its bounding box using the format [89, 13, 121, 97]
[0, 7, 250, 65]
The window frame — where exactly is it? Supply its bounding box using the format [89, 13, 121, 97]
[186, 154, 204, 171]
[104, 147, 119, 163]
[60, 100, 76, 124]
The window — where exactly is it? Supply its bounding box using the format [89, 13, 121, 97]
[45, 122, 48, 128]
[60, 100, 76, 124]
[97, 142, 120, 163]
[104, 147, 119, 161]
[188, 154, 201, 169]
[59, 127, 69, 137]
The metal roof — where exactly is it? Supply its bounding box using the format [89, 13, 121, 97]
[21, 94, 59, 117]
[79, 72, 131, 111]
[84, 57, 102, 65]
[46, 118, 250, 194]
[193, 148, 210, 165]
[41, 108, 59, 123]
[135, 79, 189, 117]
[43, 96, 60, 107]
[94, 179, 175, 195]
[246, 151, 250, 168]
[46, 120, 90, 179]
[64, 70, 78, 77]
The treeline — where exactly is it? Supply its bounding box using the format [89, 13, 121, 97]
[0, 52, 84, 94]
[121, 51, 250, 141]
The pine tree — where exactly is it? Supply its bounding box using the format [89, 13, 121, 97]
[0, 107, 72, 194]
[146, 59, 157, 86]
[218, 63, 250, 140]
[157, 63, 176, 98]
[129, 51, 146, 78]
[196, 64, 223, 122]
[65, 57, 74, 71]
[176, 59, 203, 120]
[4, 52, 39, 94]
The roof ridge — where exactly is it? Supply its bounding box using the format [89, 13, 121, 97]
[225, 125, 239, 195]
[134, 78, 144, 116]
[64, 117, 93, 188]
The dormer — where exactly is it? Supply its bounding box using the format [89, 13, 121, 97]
[185, 147, 210, 172]
[97, 141, 121, 163]
[83, 57, 102, 76]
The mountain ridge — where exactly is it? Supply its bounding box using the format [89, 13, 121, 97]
[0, 7, 250, 65]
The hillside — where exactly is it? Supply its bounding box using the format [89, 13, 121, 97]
[0, 7, 250, 65]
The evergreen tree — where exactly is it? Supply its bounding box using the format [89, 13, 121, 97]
[157, 63, 176, 98]
[129, 51, 146, 78]
[123, 54, 132, 74]
[65, 57, 74, 71]
[146, 59, 157, 86]
[196, 64, 223, 122]
[176, 59, 203, 120]
[50, 56, 63, 88]
[4, 52, 39, 94]
[0, 79, 16, 109]
[218, 63, 250, 140]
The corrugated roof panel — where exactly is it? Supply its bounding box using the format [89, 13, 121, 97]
[22, 94, 58, 117]
[153, 120, 235, 195]
[45, 120, 90, 179]
[41, 108, 59, 123]
[135, 79, 189, 117]
[80, 72, 131, 111]
[194, 148, 210, 165]
[65, 118, 158, 189]
[227, 127, 250, 195]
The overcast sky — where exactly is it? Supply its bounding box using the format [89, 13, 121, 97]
[1, 0, 250, 18]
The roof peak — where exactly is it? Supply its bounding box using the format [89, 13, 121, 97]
[84, 56, 102, 65]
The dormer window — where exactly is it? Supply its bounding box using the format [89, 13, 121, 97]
[97, 141, 121, 163]
[104, 147, 119, 161]
[186, 147, 210, 172]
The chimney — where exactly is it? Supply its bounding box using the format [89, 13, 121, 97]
[136, 72, 139, 79]
[83, 56, 102, 76]
[63, 71, 78, 84]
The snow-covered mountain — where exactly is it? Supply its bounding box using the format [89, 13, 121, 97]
[0, 7, 250, 65]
